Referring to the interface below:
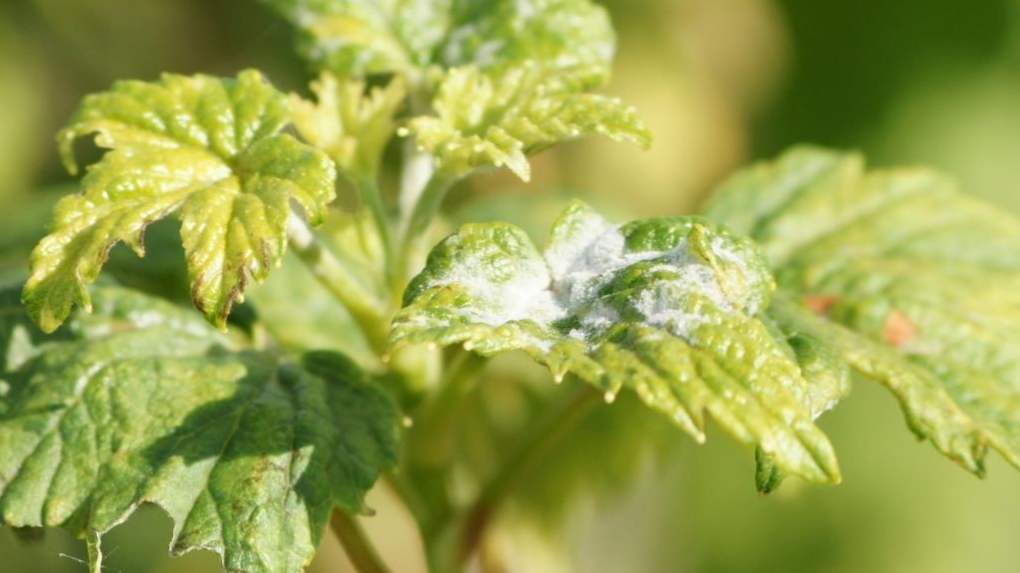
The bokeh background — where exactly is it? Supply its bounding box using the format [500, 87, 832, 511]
[3, 0, 1020, 572]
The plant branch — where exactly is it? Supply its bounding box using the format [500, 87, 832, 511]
[286, 214, 390, 351]
[86, 530, 102, 573]
[330, 510, 392, 573]
[353, 174, 397, 285]
[401, 348, 488, 534]
[456, 384, 601, 566]
[397, 173, 458, 282]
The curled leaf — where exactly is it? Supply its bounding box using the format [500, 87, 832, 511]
[291, 72, 406, 177]
[393, 201, 842, 484]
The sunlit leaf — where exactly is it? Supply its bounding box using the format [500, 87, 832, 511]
[403, 63, 650, 181]
[263, 0, 614, 78]
[291, 72, 406, 177]
[0, 285, 399, 573]
[24, 70, 336, 332]
[705, 146, 1020, 476]
[393, 201, 842, 484]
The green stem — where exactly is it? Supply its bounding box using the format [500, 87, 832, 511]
[330, 510, 392, 573]
[455, 385, 600, 567]
[85, 530, 102, 573]
[403, 349, 487, 530]
[397, 173, 458, 282]
[354, 174, 397, 285]
[286, 215, 390, 351]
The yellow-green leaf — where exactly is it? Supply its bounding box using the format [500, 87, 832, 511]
[291, 72, 406, 178]
[24, 70, 337, 332]
[403, 63, 650, 181]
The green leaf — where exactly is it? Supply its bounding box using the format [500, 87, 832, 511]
[704, 146, 1020, 476]
[290, 72, 406, 177]
[392, 201, 842, 484]
[263, 0, 614, 79]
[261, 0, 451, 76]
[403, 63, 651, 181]
[24, 70, 337, 333]
[0, 285, 399, 573]
[440, 0, 615, 76]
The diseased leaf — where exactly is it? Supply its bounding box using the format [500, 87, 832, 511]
[291, 72, 406, 177]
[705, 146, 1020, 476]
[263, 0, 614, 79]
[755, 294, 852, 492]
[261, 0, 451, 76]
[266, 1, 646, 182]
[0, 285, 399, 573]
[392, 201, 842, 484]
[403, 63, 650, 181]
[440, 0, 615, 76]
[24, 70, 337, 332]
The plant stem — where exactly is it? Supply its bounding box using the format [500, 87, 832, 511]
[398, 144, 436, 223]
[286, 214, 390, 351]
[396, 173, 458, 282]
[402, 349, 487, 532]
[412, 348, 488, 465]
[354, 174, 397, 285]
[85, 530, 102, 573]
[455, 385, 600, 566]
[330, 510, 392, 573]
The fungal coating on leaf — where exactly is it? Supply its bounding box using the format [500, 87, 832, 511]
[393, 201, 843, 485]
[23, 70, 337, 333]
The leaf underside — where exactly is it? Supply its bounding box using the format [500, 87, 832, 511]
[0, 284, 398, 573]
[24, 70, 336, 333]
[393, 201, 847, 485]
[705, 146, 1020, 476]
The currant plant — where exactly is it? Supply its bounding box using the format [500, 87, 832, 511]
[1, 2, 1019, 573]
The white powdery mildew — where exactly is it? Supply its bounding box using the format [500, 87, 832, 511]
[630, 266, 728, 340]
[707, 233, 766, 315]
[418, 210, 760, 353]
[543, 211, 735, 343]
[420, 238, 563, 328]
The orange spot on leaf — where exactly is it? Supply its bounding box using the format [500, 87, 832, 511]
[803, 294, 837, 315]
[882, 310, 916, 347]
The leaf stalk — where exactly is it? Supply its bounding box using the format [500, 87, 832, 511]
[330, 510, 392, 573]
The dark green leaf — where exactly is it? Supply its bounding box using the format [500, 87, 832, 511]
[0, 285, 399, 573]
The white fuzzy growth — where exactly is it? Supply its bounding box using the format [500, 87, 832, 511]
[543, 211, 733, 342]
[425, 208, 756, 350]
[631, 272, 724, 340]
[421, 243, 563, 327]
[707, 233, 765, 315]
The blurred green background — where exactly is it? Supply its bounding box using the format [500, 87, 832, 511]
[2, 0, 1020, 571]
